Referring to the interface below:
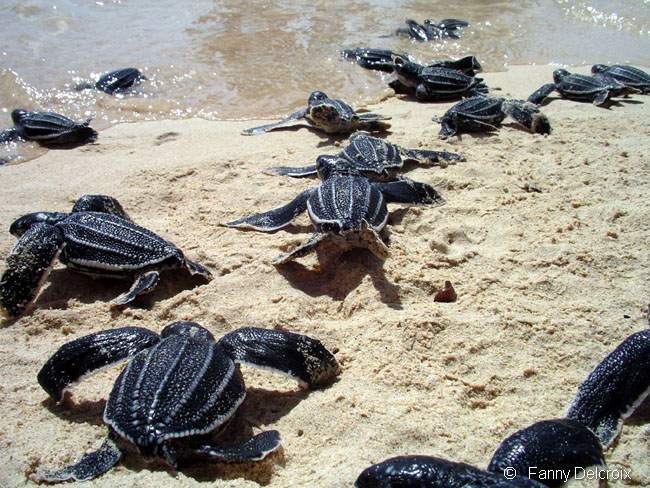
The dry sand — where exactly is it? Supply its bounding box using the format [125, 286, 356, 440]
[0, 65, 648, 487]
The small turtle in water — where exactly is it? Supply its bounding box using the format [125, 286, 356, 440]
[394, 18, 469, 41]
[591, 64, 650, 93]
[356, 455, 546, 487]
[0, 109, 97, 145]
[436, 96, 551, 138]
[391, 55, 488, 101]
[225, 157, 444, 264]
[566, 329, 650, 448]
[265, 131, 464, 179]
[0, 195, 212, 318]
[527, 69, 631, 106]
[488, 419, 605, 488]
[243, 91, 390, 136]
[76, 68, 146, 95]
[35, 322, 339, 482]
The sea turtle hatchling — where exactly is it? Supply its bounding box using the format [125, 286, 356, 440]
[436, 96, 551, 138]
[225, 156, 445, 264]
[0, 194, 212, 318]
[0, 109, 98, 145]
[591, 64, 650, 94]
[527, 69, 631, 106]
[242, 91, 391, 136]
[356, 455, 546, 487]
[75, 67, 147, 95]
[265, 131, 464, 179]
[394, 18, 469, 41]
[35, 322, 340, 482]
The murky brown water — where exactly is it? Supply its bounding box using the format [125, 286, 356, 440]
[0, 0, 649, 161]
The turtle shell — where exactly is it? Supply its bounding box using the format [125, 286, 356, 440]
[104, 333, 245, 448]
[307, 175, 387, 232]
[57, 212, 184, 274]
[418, 67, 479, 96]
[593, 65, 650, 91]
[339, 133, 403, 177]
[450, 96, 505, 124]
[11, 109, 97, 145]
[554, 72, 608, 99]
[96, 68, 145, 95]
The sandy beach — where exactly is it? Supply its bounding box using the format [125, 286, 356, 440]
[0, 65, 648, 487]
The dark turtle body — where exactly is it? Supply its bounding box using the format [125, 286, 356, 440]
[392, 56, 488, 101]
[566, 329, 650, 448]
[395, 18, 469, 41]
[527, 69, 629, 106]
[0, 109, 97, 146]
[0, 195, 212, 318]
[356, 455, 546, 487]
[592, 64, 650, 93]
[488, 419, 605, 488]
[436, 96, 551, 138]
[76, 68, 146, 95]
[35, 322, 340, 482]
[265, 131, 464, 180]
[243, 91, 391, 136]
[226, 157, 445, 264]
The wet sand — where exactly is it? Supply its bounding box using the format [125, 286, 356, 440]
[0, 65, 648, 487]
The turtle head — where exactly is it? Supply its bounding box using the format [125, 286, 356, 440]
[11, 109, 29, 125]
[308, 91, 329, 106]
[591, 64, 608, 74]
[316, 155, 357, 180]
[391, 56, 421, 86]
[553, 69, 570, 84]
[161, 321, 215, 342]
[9, 212, 68, 237]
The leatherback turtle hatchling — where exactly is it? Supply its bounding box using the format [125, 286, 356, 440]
[436, 96, 551, 138]
[488, 419, 605, 487]
[356, 455, 546, 487]
[566, 329, 650, 447]
[242, 91, 391, 135]
[226, 157, 444, 264]
[35, 322, 340, 482]
[391, 55, 488, 101]
[591, 64, 650, 93]
[76, 68, 146, 95]
[0, 109, 97, 145]
[394, 18, 469, 41]
[265, 131, 464, 179]
[0, 194, 212, 318]
[527, 69, 630, 106]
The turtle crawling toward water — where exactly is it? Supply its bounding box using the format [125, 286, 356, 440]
[527, 69, 631, 106]
[76, 67, 146, 95]
[266, 131, 464, 179]
[35, 321, 339, 482]
[0, 109, 97, 146]
[242, 91, 391, 135]
[0, 195, 212, 318]
[226, 156, 445, 264]
[591, 64, 650, 93]
[436, 96, 551, 138]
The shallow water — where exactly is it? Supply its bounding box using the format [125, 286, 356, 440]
[0, 0, 648, 161]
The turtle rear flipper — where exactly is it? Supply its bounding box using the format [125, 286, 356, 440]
[37, 327, 160, 401]
[242, 108, 308, 135]
[593, 90, 611, 106]
[218, 326, 340, 387]
[194, 431, 281, 462]
[264, 164, 318, 178]
[0, 223, 64, 318]
[273, 232, 328, 264]
[354, 112, 391, 132]
[225, 188, 313, 231]
[111, 270, 160, 306]
[527, 83, 557, 105]
[72, 194, 131, 221]
[35, 438, 122, 483]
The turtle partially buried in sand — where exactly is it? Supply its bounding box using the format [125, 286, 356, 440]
[265, 131, 464, 179]
[0, 109, 98, 146]
[0, 195, 212, 318]
[242, 91, 391, 135]
[226, 156, 444, 264]
[35, 322, 340, 482]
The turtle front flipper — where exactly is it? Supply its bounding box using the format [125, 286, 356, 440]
[217, 326, 340, 388]
[193, 430, 281, 462]
[242, 108, 308, 135]
[374, 179, 445, 206]
[273, 232, 328, 264]
[0, 223, 64, 318]
[0, 127, 19, 143]
[400, 147, 465, 165]
[225, 189, 313, 231]
[35, 438, 122, 483]
[72, 194, 132, 221]
[37, 326, 160, 401]
[111, 270, 160, 306]
[566, 329, 650, 447]
[527, 82, 557, 105]
[263, 164, 318, 178]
